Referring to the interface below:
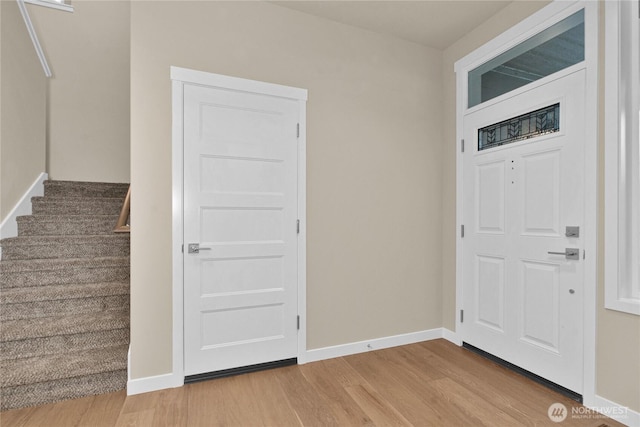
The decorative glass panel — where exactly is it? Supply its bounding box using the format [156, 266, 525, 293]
[478, 103, 559, 151]
[468, 10, 584, 108]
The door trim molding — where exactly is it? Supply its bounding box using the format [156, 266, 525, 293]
[454, 0, 598, 405]
[169, 66, 308, 388]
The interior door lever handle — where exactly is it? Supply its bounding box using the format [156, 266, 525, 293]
[188, 243, 211, 254]
[548, 248, 579, 260]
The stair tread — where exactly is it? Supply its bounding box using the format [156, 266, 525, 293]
[0, 256, 129, 273]
[1, 234, 129, 245]
[1, 344, 128, 387]
[32, 195, 127, 201]
[18, 214, 120, 220]
[45, 180, 129, 187]
[44, 181, 129, 199]
[1, 282, 129, 304]
[1, 310, 129, 342]
[1, 369, 127, 411]
[0, 236, 130, 261]
[30, 196, 125, 217]
[1, 329, 129, 362]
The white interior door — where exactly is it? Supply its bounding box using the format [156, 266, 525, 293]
[462, 71, 585, 394]
[183, 82, 300, 376]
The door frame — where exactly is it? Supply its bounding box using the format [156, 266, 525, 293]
[454, 1, 598, 405]
[170, 66, 308, 386]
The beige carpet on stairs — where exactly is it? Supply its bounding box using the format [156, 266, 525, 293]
[0, 180, 130, 411]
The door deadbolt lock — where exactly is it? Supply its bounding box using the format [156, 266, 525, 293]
[565, 226, 579, 238]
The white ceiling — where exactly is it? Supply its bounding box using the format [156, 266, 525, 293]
[271, 1, 515, 50]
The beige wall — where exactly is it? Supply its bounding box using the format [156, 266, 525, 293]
[130, 1, 443, 379]
[27, 1, 130, 184]
[0, 1, 47, 221]
[441, 0, 640, 412]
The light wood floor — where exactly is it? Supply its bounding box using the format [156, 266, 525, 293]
[1, 339, 625, 427]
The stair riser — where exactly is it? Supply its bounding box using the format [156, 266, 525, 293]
[0, 329, 129, 361]
[1, 295, 129, 321]
[32, 198, 123, 216]
[1, 266, 129, 288]
[0, 370, 127, 411]
[45, 182, 128, 199]
[2, 241, 130, 261]
[17, 217, 119, 236]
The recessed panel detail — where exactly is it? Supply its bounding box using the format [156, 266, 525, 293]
[476, 161, 506, 234]
[198, 103, 286, 161]
[201, 256, 284, 296]
[522, 150, 560, 236]
[201, 208, 283, 243]
[520, 261, 560, 352]
[475, 255, 505, 331]
[201, 304, 284, 348]
[200, 155, 284, 194]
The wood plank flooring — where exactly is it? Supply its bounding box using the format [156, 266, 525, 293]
[0, 339, 625, 426]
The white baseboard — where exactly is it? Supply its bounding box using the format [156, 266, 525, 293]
[587, 395, 640, 427]
[442, 328, 461, 345]
[301, 327, 446, 364]
[0, 172, 47, 242]
[126, 346, 183, 395]
[127, 373, 183, 396]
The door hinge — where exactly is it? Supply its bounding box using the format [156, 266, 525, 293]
[461, 139, 465, 153]
[297, 315, 300, 330]
[460, 309, 464, 323]
[461, 224, 465, 238]
[181, 244, 184, 253]
[296, 219, 300, 234]
[297, 123, 300, 138]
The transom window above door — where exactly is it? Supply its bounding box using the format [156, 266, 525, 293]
[468, 9, 584, 108]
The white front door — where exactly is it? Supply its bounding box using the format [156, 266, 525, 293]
[462, 71, 585, 393]
[183, 82, 300, 376]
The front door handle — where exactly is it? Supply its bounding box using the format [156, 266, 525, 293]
[548, 248, 580, 260]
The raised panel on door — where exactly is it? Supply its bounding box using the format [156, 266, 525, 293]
[521, 150, 561, 237]
[200, 156, 285, 194]
[475, 160, 506, 235]
[200, 207, 284, 243]
[200, 256, 284, 295]
[475, 255, 506, 332]
[520, 260, 560, 352]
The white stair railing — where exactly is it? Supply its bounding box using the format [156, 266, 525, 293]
[16, 0, 74, 77]
[16, 0, 52, 77]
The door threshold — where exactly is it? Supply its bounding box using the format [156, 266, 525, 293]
[462, 342, 582, 403]
[184, 358, 297, 384]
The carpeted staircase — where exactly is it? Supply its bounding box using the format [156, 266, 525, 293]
[0, 180, 130, 411]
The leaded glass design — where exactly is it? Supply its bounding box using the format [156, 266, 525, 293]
[478, 103, 560, 151]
